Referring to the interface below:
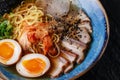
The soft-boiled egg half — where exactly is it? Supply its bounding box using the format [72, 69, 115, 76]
[0, 39, 22, 65]
[16, 54, 50, 77]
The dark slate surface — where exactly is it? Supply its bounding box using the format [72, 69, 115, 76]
[77, 0, 120, 80]
[0, 0, 22, 15]
[0, 0, 120, 80]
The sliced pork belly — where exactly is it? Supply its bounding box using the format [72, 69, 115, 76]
[60, 50, 77, 63]
[76, 27, 91, 44]
[66, 10, 92, 33]
[67, 27, 91, 44]
[79, 10, 90, 22]
[78, 21, 92, 33]
[64, 63, 74, 73]
[77, 11, 92, 33]
[47, 56, 69, 78]
[62, 1, 92, 33]
[62, 37, 87, 64]
[60, 50, 77, 73]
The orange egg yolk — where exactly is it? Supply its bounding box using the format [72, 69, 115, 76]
[22, 58, 46, 74]
[0, 42, 14, 62]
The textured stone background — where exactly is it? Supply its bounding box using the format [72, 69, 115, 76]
[77, 0, 120, 80]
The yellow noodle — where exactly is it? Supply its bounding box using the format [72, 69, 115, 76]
[5, 3, 45, 40]
[52, 34, 60, 43]
[3, 2, 60, 54]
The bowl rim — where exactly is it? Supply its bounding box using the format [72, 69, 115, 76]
[71, 0, 110, 79]
[0, 0, 110, 80]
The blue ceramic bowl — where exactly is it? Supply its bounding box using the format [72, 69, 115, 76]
[0, 0, 109, 80]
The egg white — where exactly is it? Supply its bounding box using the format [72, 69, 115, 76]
[16, 54, 50, 77]
[0, 39, 22, 65]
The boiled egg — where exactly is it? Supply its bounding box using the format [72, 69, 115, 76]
[16, 54, 50, 77]
[0, 39, 22, 65]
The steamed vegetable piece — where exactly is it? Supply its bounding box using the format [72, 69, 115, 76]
[35, 0, 70, 18]
[0, 16, 13, 39]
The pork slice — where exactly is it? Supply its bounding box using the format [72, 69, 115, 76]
[60, 50, 77, 73]
[60, 50, 77, 63]
[79, 10, 90, 22]
[47, 56, 69, 78]
[76, 27, 91, 44]
[76, 10, 92, 33]
[62, 37, 87, 64]
[64, 4, 92, 33]
[64, 63, 74, 73]
[78, 21, 92, 33]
